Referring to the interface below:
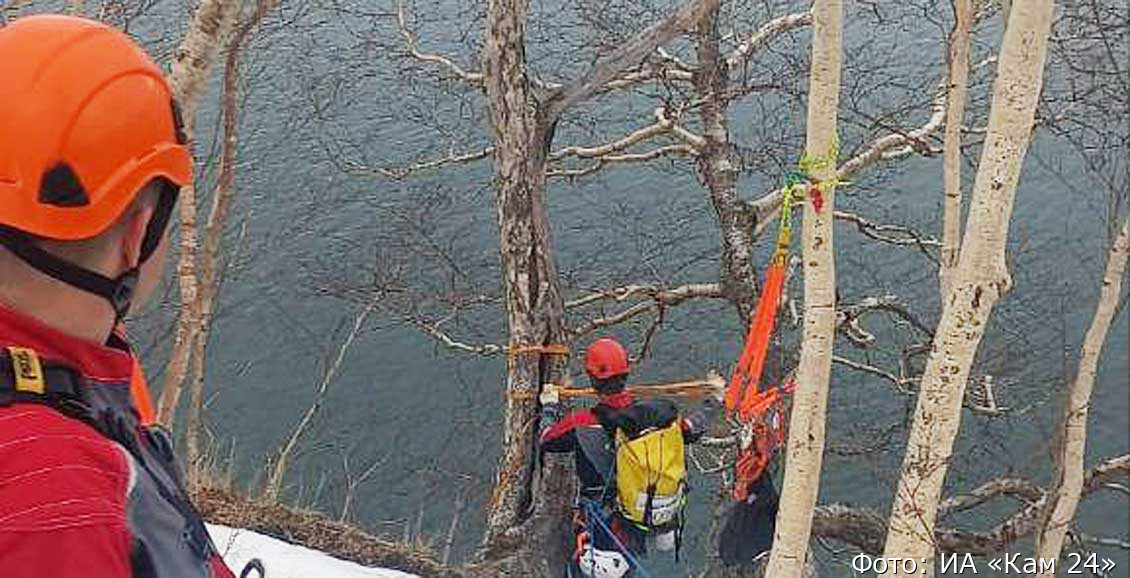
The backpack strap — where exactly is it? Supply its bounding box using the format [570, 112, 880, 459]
[0, 347, 92, 421]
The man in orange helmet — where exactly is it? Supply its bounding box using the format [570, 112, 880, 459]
[0, 15, 236, 577]
[540, 337, 716, 577]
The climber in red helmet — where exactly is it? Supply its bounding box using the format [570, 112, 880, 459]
[0, 15, 236, 577]
[540, 337, 718, 578]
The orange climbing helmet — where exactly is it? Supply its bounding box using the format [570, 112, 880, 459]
[584, 338, 630, 380]
[0, 15, 191, 318]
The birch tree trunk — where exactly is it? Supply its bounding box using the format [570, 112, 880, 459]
[1032, 219, 1129, 576]
[940, 0, 972, 300]
[185, 0, 277, 484]
[480, 0, 569, 554]
[694, 6, 757, 323]
[156, 0, 241, 428]
[477, 1, 717, 570]
[764, 1, 842, 576]
[882, 2, 1054, 571]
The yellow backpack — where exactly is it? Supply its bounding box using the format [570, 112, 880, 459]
[614, 420, 686, 530]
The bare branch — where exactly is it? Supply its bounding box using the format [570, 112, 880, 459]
[816, 458, 1122, 556]
[264, 294, 380, 501]
[569, 282, 724, 337]
[834, 355, 1012, 417]
[549, 111, 684, 160]
[547, 145, 696, 179]
[566, 282, 721, 309]
[839, 295, 935, 338]
[363, 107, 702, 182]
[397, 0, 484, 85]
[833, 354, 913, 392]
[1085, 454, 1130, 491]
[655, 106, 708, 149]
[545, 0, 720, 120]
[597, 60, 694, 91]
[834, 210, 941, 262]
[746, 79, 949, 243]
[1079, 536, 1130, 550]
[726, 11, 814, 68]
[837, 83, 948, 181]
[412, 318, 506, 356]
[347, 146, 494, 180]
[939, 477, 1043, 518]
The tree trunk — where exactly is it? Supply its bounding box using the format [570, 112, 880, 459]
[184, 0, 278, 491]
[940, 0, 972, 300]
[480, 0, 569, 558]
[882, 2, 1054, 572]
[1033, 219, 1129, 576]
[764, 1, 842, 576]
[477, 1, 718, 571]
[156, 0, 241, 428]
[185, 13, 243, 482]
[694, 5, 757, 322]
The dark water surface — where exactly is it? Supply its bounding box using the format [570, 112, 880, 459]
[36, 0, 1119, 575]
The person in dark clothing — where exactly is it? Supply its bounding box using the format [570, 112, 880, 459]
[539, 337, 716, 578]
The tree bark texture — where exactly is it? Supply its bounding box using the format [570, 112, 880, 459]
[940, 0, 973, 300]
[157, 0, 242, 428]
[764, 1, 842, 576]
[479, 1, 720, 566]
[480, 0, 569, 557]
[882, 2, 1054, 572]
[694, 5, 758, 323]
[1033, 219, 1129, 576]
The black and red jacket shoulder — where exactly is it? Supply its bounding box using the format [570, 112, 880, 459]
[0, 304, 235, 578]
[539, 392, 708, 496]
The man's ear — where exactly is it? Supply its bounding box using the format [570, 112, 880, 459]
[121, 204, 156, 270]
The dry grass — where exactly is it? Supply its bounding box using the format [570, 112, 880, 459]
[192, 484, 471, 578]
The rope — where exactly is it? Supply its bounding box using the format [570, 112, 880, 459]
[506, 344, 570, 356]
[579, 498, 658, 578]
[795, 144, 844, 215]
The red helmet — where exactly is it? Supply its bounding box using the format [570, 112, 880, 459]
[585, 338, 630, 380]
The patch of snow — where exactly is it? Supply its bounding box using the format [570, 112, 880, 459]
[208, 524, 420, 578]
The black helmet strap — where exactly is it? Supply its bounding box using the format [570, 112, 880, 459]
[0, 228, 139, 320]
[0, 181, 178, 323]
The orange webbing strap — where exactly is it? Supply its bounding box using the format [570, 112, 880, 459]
[725, 261, 787, 417]
[506, 344, 570, 356]
[733, 435, 772, 502]
[740, 388, 781, 422]
[731, 381, 796, 501]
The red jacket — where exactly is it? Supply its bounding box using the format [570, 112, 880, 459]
[0, 304, 235, 578]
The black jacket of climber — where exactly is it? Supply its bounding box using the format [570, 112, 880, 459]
[539, 391, 712, 497]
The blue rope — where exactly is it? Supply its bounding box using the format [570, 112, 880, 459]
[579, 498, 658, 578]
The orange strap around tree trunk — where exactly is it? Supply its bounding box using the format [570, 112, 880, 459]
[506, 344, 570, 356]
